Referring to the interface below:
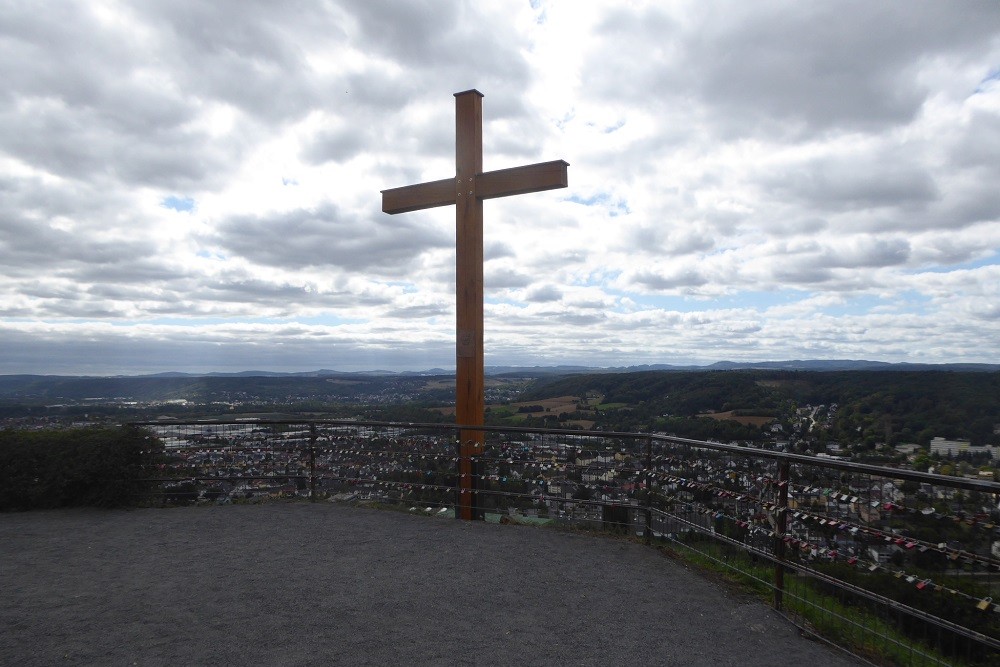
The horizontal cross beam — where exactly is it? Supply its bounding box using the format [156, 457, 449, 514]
[381, 160, 569, 215]
[478, 160, 569, 201]
[380, 178, 454, 215]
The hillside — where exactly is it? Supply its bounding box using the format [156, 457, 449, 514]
[518, 370, 1000, 449]
[3, 369, 998, 453]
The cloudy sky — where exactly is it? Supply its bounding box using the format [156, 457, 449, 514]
[2, 1, 999, 375]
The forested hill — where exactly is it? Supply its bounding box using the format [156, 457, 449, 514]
[0, 374, 451, 404]
[519, 370, 1000, 447]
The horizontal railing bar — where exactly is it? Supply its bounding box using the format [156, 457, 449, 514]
[651, 507, 1000, 650]
[652, 433, 1000, 493]
[131, 418, 1000, 494]
[142, 476, 311, 482]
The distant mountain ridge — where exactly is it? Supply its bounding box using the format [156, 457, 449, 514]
[4, 359, 1000, 384]
[1, 360, 998, 404]
[486, 360, 1000, 374]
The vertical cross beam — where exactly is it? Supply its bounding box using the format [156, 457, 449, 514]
[381, 90, 568, 520]
[454, 91, 485, 520]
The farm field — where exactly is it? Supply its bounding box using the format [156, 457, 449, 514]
[700, 410, 775, 427]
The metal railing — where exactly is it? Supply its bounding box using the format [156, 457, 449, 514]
[131, 418, 1000, 666]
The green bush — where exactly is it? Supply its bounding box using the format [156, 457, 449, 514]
[0, 426, 163, 510]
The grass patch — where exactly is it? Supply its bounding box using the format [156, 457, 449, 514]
[656, 537, 981, 666]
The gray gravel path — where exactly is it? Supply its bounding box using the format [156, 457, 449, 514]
[0, 503, 858, 666]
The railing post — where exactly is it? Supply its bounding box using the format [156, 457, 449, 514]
[454, 429, 485, 521]
[774, 460, 790, 610]
[472, 447, 483, 520]
[644, 436, 653, 545]
[454, 437, 462, 519]
[309, 423, 317, 503]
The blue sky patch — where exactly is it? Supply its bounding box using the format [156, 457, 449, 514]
[908, 251, 1000, 274]
[196, 250, 228, 260]
[619, 290, 802, 313]
[567, 192, 630, 216]
[815, 294, 883, 318]
[144, 315, 362, 327]
[974, 68, 1000, 94]
[162, 195, 195, 212]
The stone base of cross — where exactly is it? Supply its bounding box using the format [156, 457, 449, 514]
[381, 90, 568, 519]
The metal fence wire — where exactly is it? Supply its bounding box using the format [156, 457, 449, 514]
[132, 419, 1000, 666]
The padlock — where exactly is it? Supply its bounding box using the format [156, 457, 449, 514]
[977, 597, 993, 611]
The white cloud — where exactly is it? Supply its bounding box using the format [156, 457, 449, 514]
[1, 0, 999, 374]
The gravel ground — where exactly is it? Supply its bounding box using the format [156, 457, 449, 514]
[0, 503, 859, 666]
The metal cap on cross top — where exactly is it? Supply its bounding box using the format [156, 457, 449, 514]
[381, 90, 569, 520]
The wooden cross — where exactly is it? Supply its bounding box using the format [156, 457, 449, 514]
[381, 90, 568, 520]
